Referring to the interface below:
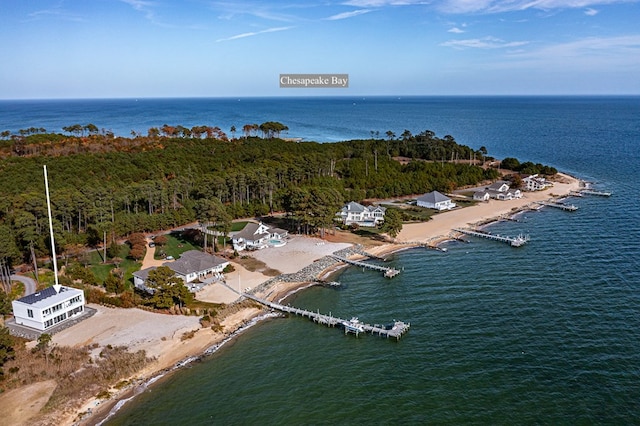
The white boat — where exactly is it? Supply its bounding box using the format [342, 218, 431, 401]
[343, 317, 365, 334]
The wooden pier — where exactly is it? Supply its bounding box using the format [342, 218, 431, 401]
[453, 228, 530, 247]
[352, 247, 388, 261]
[582, 189, 612, 197]
[244, 294, 410, 340]
[330, 255, 400, 278]
[538, 201, 578, 211]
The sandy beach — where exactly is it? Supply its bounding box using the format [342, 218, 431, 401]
[395, 174, 580, 245]
[0, 174, 581, 426]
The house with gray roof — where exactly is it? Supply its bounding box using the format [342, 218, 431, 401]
[133, 250, 229, 293]
[416, 191, 456, 211]
[12, 285, 85, 331]
[231, 221, 288, 251]
[522, 174, 552, 191]
[337, 201, 386, 227]
[481, 180, 523, 201]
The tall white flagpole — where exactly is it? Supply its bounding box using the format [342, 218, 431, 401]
[44, 165, 61, 293]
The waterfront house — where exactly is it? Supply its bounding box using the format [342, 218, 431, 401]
[483, 181, 523, 201]
[12, 286, 85, 331]
[488, 181, 511, 193]
[231, 221, 288, 251]
[473, 191, 491, 201]
[337, 201, 386, 227]
[133, 250, 229, 292]
[416, 191, 456, 211]
[522, 174, 551, 191]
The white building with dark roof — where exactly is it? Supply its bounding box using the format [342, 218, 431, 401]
[133, 250, 229, 293]
[12, 286, 85, 331]
[416, 191, 456, 211]
[522, 174, 551, 191]
[481, 181, 523, 201]
[337, 201, 386, 227]
[231, 222, 288, 251]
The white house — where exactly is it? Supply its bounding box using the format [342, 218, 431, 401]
[416, 191, 456, 211]
[337, 201, 386, 227]
[473, 191, 491, 201]
[133, 250, 229, 292]
[522, 174, 551, 191]
[488, 181, 511, 193]
[232, 222, 288, 251]
[12, 286, 85, 331]
[483, 181, 523, 201]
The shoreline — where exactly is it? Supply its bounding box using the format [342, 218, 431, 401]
[86, 278, 330, 426]
[30, 173, 582, 426]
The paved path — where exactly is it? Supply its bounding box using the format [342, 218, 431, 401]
[10, 274, 37, 296]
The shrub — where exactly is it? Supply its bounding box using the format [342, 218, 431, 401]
[180, 330, 197, 341]
[200, 315, 211, 327]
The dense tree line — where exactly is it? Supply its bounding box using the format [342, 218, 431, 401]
[500, 157, 557, 175]
[0, 128, 510, 267]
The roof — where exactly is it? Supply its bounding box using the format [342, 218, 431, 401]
[16, 286, 83, 308]
[133, 267, 156, 281]
[488, 181, 510, 191]
[417, 191, 451, 204]
[234, 222, 269, 241]
[270, 227, 288, 236]
[343, 201, 366, 213]
[167, 250, 228, 276]
[341, 202, 386, 214]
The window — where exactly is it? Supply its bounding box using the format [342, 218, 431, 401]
[27, 309, 33, 318]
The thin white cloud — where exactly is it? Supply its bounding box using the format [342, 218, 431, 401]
[508, 35, 640, 63]
[120, 0, 161, 24]
[441, 36, 529, 49]
[325, 9, 373, 20]
[438, 0, 638, 14]
[211, 2, 299, 22]
[448, 27, 465, 33]
[216, 26, 295, 42]
[471, 35, 640, 75]
[25, 3, 85, 23]
[584, 7, 599, 14]
[342, 0, 429, 6]
[120, 0, 207, 29]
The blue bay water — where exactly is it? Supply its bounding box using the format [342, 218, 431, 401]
[2, 96, 639, 424]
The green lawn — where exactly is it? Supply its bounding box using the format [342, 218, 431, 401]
[154, 233, 200, 260]
[231, 221, 249, 232]
[87, 245, 141, 284]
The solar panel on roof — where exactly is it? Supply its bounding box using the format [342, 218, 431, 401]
[18, 286, 68, 304]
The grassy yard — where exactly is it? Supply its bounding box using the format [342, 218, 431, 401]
[231, 221, 249, 232]
[87, 247, 141, 284]
[153, 232, 200, 260]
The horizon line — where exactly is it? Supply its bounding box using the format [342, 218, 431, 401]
[2, 93, 640, 102]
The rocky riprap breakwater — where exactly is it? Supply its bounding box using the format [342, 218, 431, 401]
[249, 246, 361, 296]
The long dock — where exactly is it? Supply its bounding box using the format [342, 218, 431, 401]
[330, 255, 400, 278]
[582, 189, 612, 197]
[244, 294, 410, 340]
[453, 228, 529, 247]
[538, 201, 578, 211]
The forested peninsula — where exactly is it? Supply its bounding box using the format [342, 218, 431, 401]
[0, 126, 555, 267]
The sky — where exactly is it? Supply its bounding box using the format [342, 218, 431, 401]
[1, 0, 639, 98]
